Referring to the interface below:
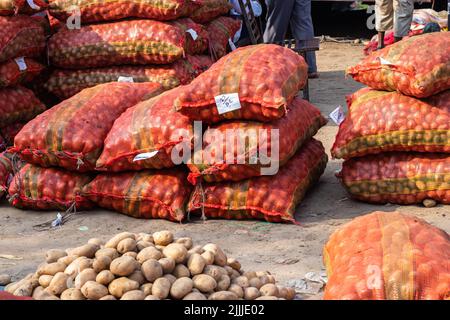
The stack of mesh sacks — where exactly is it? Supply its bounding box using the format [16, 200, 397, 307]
[42, 0, 236, 100]
[334, 32, 450, 206]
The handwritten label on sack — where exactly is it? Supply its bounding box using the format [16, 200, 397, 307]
[26, 0, 41, 10]
[133, 151, 159, 162]
[14, 57, 27, 71]
[117, 76, 134, 83]
[379, 57, 394, 65]
[215, 93, 241, 115]
[228, 38, 237, 51]
[329, 106, 345, 125]
[186, 28, 198, 41]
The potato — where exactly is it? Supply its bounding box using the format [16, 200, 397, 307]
[139, 234, 154, 244]
[128, 271, 146, 286]
[173, 264, 190, 278]
[244, 287, 260, 300]
[88, 238, 104, 247]
[117, 238, 137, 254]
[105, 232, 135, 249]
[267, 275, 276, 284]
[183, 292, 207, 300]
[81, 281, 109, 300]
[33, 287, 59, 300]
[141, 259, 163, 282]
[121, 290, 145, 300]
[249, 277, 262, 289]
[108, 277, 139, 298]
[151, 277, 171, 299]
[243, 271, 257, 279]
[38, 275, 53, 288]
[136, 241, 153, 251]
[203, 244, 227, 267]
[95, 248, 119, 260]
[0, 274, 10, 286]
[155, 245, 165, 251]
[32, 286, 44, 299]
[92, 255, 111, 273]
[60, 288, 85, 300]
[208, 291, 238, 300]
[232, 276, 249, 288]
[45, 272, 69, 295]
[144, 295, 160, 300]
[259, 275, 270, 285]
[217, 275, 231, 291]
[100, 295, 117, 300]
[96, 270, 115, 286]
[255, 296, 278, 300]
[230, 269, 241, 280]
[46, 249, 67, 263]
[163, 243, 187, 264]
[66, 243, 99, 258]
[228, 284, 244, 298]
[175, 237, 193, 249]
[65, 257, 92, 277]
[260, 283, 278, 296]
[227, 258, 241, 271]
[13, 280, 34, 296]
[224, 266, 234, 276]
[193, 274, 217, 293]
[123, 252, 137, 259]
[58, 255, 77, 266]
[110, 256, 138, 276]
[187, 254, 205, 275]
[256, 271, 269, 277]
[159, 257, 176, 274]
[140, 283, 153, 296]
[277, 286, 288, 299]
[170, 277, 193, 299]
[285, 287, 296, 300]
[75, 268, 97, 289]
[187, 245, 204, 256]
[152, 230, 173, 246]
[163, 274, 177, 284]
[38, 261, 66, 276]
[136, 246, 162, 264]
[200, 251, 215, 265]
[203, 265, 227, 281]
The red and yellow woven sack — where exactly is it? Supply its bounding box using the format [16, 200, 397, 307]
[337, 152, 450, 205]
[171, 18, 209, 55]
[0, 58, 44, 88]
[0, 0, 47, 15]
[331, 88, 450, 159]
[323, 211, 450, 300]
[12, 82, 163, 172]
[207, 16, 241, 60]
[82, 168, 193, 222]
[0, 152, 12, 197]
[175, 44, 308, 123]
[190, 0, 231, 24]
[188, 139, 328, 223]
[347, 32, 450, 98]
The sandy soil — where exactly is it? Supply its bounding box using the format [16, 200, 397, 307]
[0, 42, 448, 299]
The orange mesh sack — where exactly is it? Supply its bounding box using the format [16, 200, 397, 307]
[0, 0, 48, 15]
[331, 88, 450, 159]
[0, 152, 12, 197]
[48, 20, 186, 69]
[0, 58, 44, 88]
[347, 32, 450, 98]
[207, 16, 241, 59]
[188, 139, 328, 223]
[175, 44, 308, 123]
[190, 0, 231, 24]
[337, 152, 449, 205]
[0, 86, 45, 128]
[48, 0, 198, 23]
[323, 211, 450, 300]
[187, 98, 327, 184]
[82, 168, 193, 222]
[8, 163, 94, 210]
[12, 82, 163, 172]
[96, 88, 193, 172]
[171, 18, 209, 55]
[0, 15, 46, 63]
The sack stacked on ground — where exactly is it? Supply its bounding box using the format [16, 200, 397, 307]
[0, 0, 47, 15]
[0, 152, 12, 198]
[190, 0, 231, 24]
[323, 211, 450, 300]
[206, 16, 241, 60]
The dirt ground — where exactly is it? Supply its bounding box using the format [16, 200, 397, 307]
[0, 42, 448, 299]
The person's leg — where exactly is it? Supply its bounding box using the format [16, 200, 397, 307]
[263, 0, 295, 42]
[290, 0, 317, 74]
[375, 0, 394, 49]
[393, 0, 414, 41]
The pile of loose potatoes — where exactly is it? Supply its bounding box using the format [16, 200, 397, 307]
[5, 231, 296, 300]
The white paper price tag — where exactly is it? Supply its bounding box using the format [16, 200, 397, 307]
[118, 76, 134, 83]
[186, 28, 198, 41]
[27, 0, 41, 10]
[379, 57, 394, 65]
[329, 106, 345, 125]
[215, 93, 241, 115]
[14, 57, 27, 71]
[228, 38, 237, 51]
[133, 151, 159, 162]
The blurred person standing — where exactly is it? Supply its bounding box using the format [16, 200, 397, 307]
[375, 0, 414, 49]
[229, 0, 263, 46]
[263, 0, 318, 78]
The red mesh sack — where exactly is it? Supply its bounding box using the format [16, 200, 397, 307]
[347, 32, 450, 98]
[0, 0, 47, 16]
[188, 139, 328, 223]
[96, 88, 193, 172]
[8, 163, 94, 210]
[190, 0, 231, 24]
[331, 88, 450, 159]
[0, 58, 44, 88]
[43, 55, 213, 100]
[337, 152, 450, 205]
[82, 168, 193, 222]
[207, 16, 241, 60]
[187, 98, 327, 184]
[0, 152, 12, 197]
[171, 18, 208, 55]
[48, 20, 186, 69]
[0, 86, 45, 128]
[425, 89, 450, 109]
[0, 15, 45, 63]
[12, 82, 163, 172]
[48, 0, 198, 23]
[174, 44, 308, 123]
[323, 211, 450, 300]
[0, 121, 24, 145]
